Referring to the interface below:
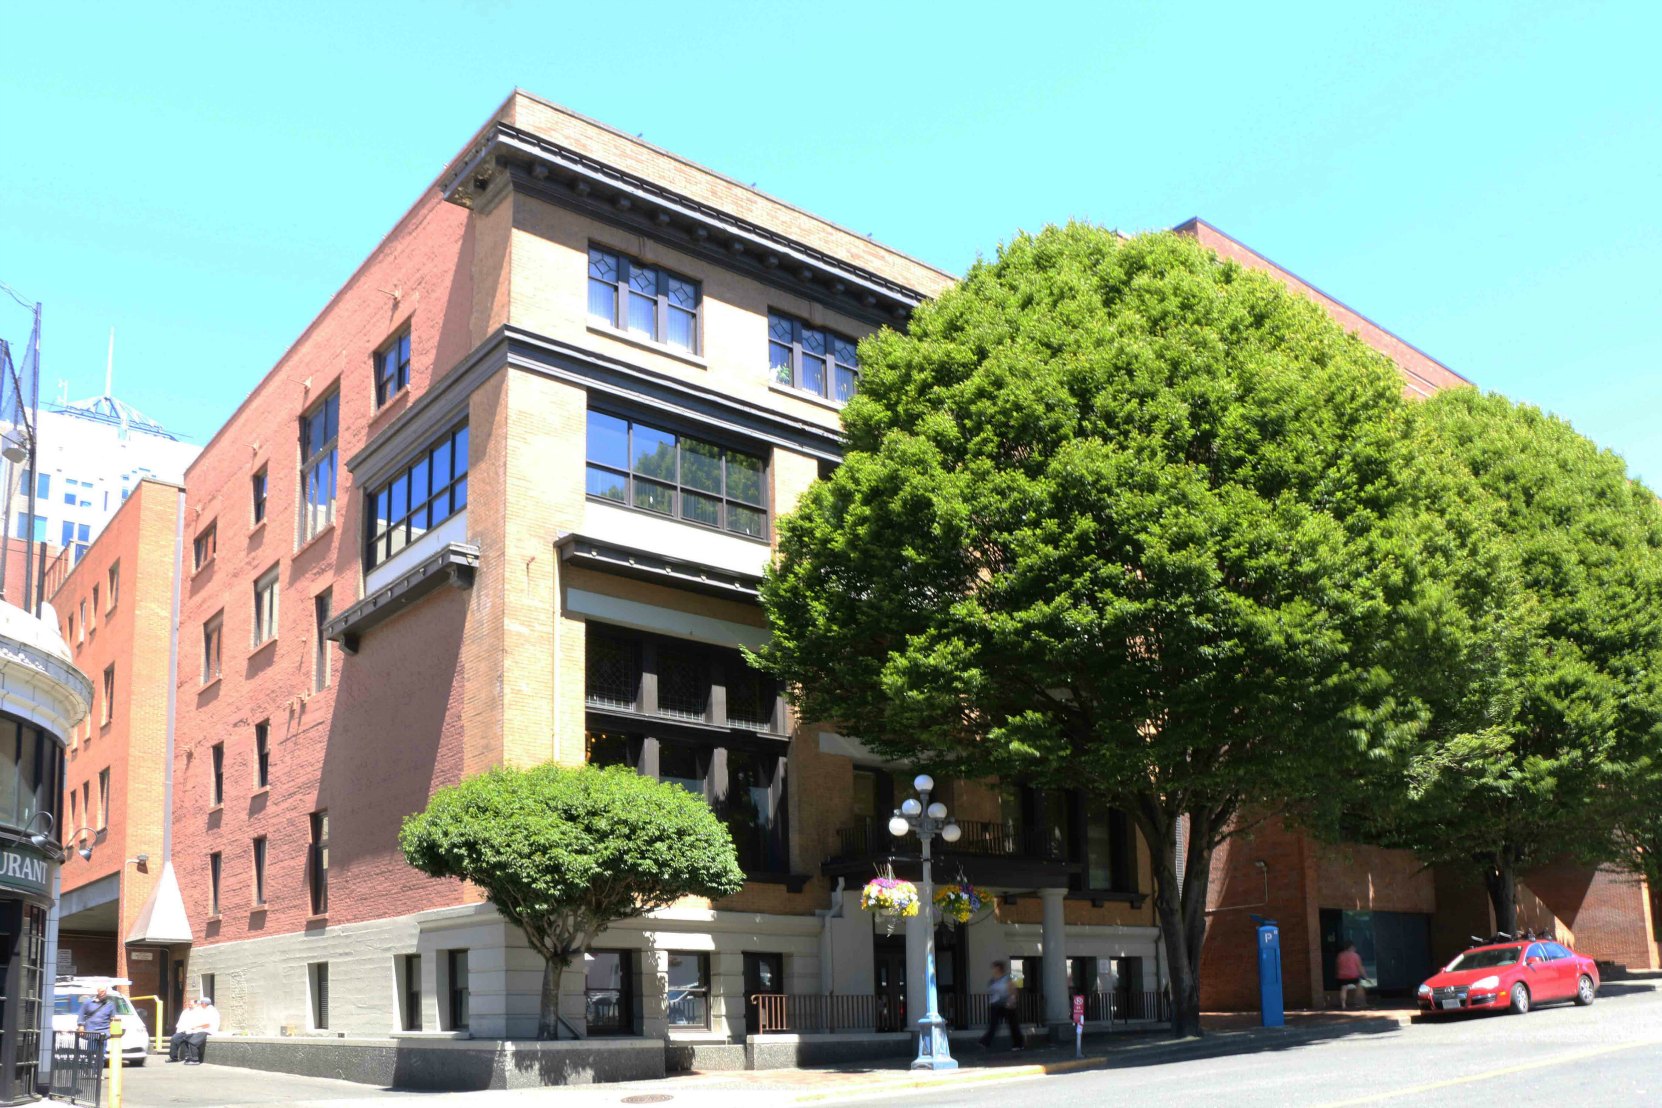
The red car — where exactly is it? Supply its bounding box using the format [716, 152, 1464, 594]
[1418, 939, 1599, 1016]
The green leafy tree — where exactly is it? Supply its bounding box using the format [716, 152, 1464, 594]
[399, 763, 745, 1039]
[1359, 389, 1662, 935]
[757, 224, 1435, 1037]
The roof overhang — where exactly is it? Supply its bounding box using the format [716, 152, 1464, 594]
[556, 534, 762, 601]
[441, 121, 924, 328]
[125, 861, 194, 945]
[323, 543, 479, 655]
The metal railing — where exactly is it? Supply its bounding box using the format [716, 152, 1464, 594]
[749, 990, 1171, 1035]
[833, 818, 1065, 862]
[50, 1031, 106, 1105]
[752, 993, 880, 1034]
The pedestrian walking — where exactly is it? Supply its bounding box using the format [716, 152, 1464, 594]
[979, 961, 1025, 1050]
[76, 986, 117, 1062]
[1336, 942, 1367, 1009]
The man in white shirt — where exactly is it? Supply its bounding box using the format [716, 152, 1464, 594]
[170, 997, 221, 1065]
[168, 999, 206, 1062]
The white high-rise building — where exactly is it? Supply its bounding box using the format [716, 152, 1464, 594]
[8, 392, 198, 562]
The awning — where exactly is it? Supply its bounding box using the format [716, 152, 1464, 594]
[124, 861, 193, 945]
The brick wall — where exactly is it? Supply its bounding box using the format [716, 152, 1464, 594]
[1174, 218, 1470, 398]
[50, 479, 181, 978]
[174, 185, 502, 950]
[1524, 860, 1659, 970]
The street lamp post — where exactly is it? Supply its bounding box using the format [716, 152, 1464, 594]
[888, 773, 962, 1071]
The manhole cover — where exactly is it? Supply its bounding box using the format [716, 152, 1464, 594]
[620, 1097, 673, 1105]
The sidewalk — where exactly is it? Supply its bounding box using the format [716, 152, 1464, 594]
[464, 1007, 1416, 1106]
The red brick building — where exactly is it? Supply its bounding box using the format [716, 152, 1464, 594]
[49, 478, 188, 1021]
[1177, 220, 1660, 1010]
[164, 93, 1166, 1087]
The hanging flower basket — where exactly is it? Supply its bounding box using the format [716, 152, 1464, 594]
[934, 882, 993, 926]
[861, 876, 921, 936]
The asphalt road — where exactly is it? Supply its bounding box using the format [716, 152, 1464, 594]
[901, 978, 1662, 1108]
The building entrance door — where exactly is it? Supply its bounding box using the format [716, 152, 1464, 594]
[873, 937, 906, 1032]
[742, 952, 783, 1036]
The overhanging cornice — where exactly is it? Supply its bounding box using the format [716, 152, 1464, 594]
[556, 533, 762, 601]
[324, 543, 479, 655]
[441, 122, 925, 328]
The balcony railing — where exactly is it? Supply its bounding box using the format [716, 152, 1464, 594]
[748, 991, 1170, 1035]
[833, 818, 1065, 862]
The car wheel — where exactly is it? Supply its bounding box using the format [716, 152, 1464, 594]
[1575, 975, 1596, 1006]
[1508, 982, 1531, 1015]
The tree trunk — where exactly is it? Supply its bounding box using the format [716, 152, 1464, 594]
[1140, 806, 1218, 1039]
[1483, 857, 1517, 938]
[538, 958, 568, 1040]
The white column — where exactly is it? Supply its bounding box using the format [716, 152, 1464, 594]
[1040, 888, 1069, 1025]
[904, 909, 930, 1037]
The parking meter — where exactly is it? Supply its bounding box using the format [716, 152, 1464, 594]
[1252, 915, 1285, 1028]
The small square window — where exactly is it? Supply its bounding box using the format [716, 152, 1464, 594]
[251, 468, 268, 526]
[253, 566, 280, 647]
[252, 837, 267, 906]
[202, 614, 224, 684]
[254, 720, 270, 789]
[376, 330, 412, 407]
[210, 742, 224, 807]
[193, 521, 217, 571]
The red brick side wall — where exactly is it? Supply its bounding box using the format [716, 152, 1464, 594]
[50, 479, 181, 979]
[1175, 219, 1470, 399]
[174, 187, 493, 947]
[1201, 818, 1321, 1010]
[1525, 860, 1659, 970]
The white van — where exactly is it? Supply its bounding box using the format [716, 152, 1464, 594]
[52, 977, 150, 1066]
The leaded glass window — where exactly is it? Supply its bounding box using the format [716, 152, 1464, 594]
[588, 246, 701, 354]
[769, 311, 860, 402]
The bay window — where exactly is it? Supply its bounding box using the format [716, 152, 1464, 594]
[585, 410, 767, 538]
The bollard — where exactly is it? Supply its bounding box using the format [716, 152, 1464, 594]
[131, 995, 165, 1053]
[107, 1016, 123, 1108]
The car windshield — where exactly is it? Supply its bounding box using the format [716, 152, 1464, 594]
[1448, 947, 1522, 971]
[53, 996, 77, 1016]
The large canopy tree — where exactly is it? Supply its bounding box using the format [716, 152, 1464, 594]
[756, 224, 1443, 1037]
[400, 763, 745, 1038]
[1356, 389, 1662, 934]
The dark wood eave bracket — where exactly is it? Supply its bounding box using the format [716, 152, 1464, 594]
[324, 542, 480, 655]
[440, 121, 925, 329]
[555, 533, 763, 602]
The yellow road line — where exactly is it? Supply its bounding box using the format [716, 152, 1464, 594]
[1313, 1038, 1660, 1107]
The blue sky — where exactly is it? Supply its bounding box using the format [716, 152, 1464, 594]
[2, 1, 1657, 482]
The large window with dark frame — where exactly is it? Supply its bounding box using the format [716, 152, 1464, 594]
[769, 311, 860, 403]
[585, 625, 789, 874]
[587, 245, 700, 353]
[366, 423, 469, 569]
[375, 328, 411, 406]
[585, 410, 767, 538]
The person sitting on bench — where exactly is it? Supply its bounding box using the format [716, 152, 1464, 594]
[169, 997, 220, 1064]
